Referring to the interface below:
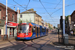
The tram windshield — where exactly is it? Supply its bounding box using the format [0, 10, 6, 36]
[18, 25, 29, 33]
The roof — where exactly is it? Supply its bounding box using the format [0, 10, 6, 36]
[20, 9, 36, 14]
[0, 3, 17, 12]
[20, 9, 42, 17]
[71, 10, 75, 17]
[35, 13, 42, 18]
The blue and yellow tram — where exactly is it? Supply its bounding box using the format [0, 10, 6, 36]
[17, 23, 48, 40]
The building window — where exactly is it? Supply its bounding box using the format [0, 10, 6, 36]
[0, 9, 1, 19]
[20, 14, 22, 18]
[12, 14, 14, 21]
[3, 16, 5, 19]
[0, 9, 1, 11]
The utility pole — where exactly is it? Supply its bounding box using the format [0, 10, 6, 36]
[63, 0, 65, 35]
[5, 0, 8, 37]
[63, 0, 68, 44]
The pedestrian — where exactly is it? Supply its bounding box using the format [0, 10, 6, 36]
[70, 30, 73, 35]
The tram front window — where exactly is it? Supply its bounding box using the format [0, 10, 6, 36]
[18, 25, 29, 33]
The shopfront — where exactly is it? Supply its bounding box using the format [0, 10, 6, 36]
[0, 20, 18, 40]
[7, 22, 18, 38]
[0, 19, 5, 40]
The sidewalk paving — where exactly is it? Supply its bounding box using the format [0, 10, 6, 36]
[0, 38, 16, 48]
[0, 33, 75, 50]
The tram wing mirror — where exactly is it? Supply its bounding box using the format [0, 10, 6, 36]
[30, 26, 31, 28]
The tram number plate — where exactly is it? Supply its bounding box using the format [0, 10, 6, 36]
[20, 38, 24, 39]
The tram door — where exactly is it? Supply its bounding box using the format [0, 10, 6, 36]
[35, 26, 37, 37]
[46, 29, 47, 35]
[32, 26, 36, 38]
[38, 27, 40, 37]
[0, 29, 1, 35]
[0, 29, 1, 40]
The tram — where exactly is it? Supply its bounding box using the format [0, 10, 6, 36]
[17, 23, 48, 40]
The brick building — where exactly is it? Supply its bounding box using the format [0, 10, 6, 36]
[0, 3, 17, 40]
[71, 11, 75, 29]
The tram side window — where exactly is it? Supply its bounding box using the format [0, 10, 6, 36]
[46, 29, 47, 33]
[18, 25, 22, 33]
[44, 29, 45, 32]
[42, 28, 45, 32]
[32, 27, 36, 32]
[42, 28, 43, 32]
[47, 29, 48, 33]
[37, 27, 38, 33]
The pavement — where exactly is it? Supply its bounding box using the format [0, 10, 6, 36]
[0, 31, 74, 50]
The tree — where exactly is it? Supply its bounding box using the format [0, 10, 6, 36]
[54, 26, 56, 29]
[65, 15, 70, 23]
[19, 18, 22, 24]
[49, 25, 52, 29]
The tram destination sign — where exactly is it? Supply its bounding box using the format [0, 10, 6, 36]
[0, 19, 5, 26]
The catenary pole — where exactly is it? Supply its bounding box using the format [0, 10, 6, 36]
[17, 8, 19, 23]
[5, 0, 8, 36]
[63, 0, 65, 35]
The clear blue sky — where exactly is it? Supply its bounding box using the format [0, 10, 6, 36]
[0, 0, 75, 27]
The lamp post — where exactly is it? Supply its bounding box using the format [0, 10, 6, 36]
[5, 0, 8, 37]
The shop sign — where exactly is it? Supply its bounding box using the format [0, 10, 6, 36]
[0, 19, 5, 26]
[7, 22, 18, 26]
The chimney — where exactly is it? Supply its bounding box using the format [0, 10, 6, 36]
[14, 7, 15, 11]
[17, 8, 20, 14]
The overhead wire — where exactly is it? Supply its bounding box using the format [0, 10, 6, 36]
[12, 0, 75, 24]
[13, 0, 32, 22]
[39, 0, 52, 17]
[39, 0, 57, 25]
[0, 1, 14, 5]
[51, 2, 75, 16]
[25, 0, 30, 10]
[13, 0, 26, 9]
[33, 0, 62, 5]
[13, 0, 30, 11]
[54, 0, 62, 9]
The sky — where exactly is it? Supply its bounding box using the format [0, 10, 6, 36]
[0, 0, 75, 27]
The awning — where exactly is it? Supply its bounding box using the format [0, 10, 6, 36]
[5, 22, 18, 27]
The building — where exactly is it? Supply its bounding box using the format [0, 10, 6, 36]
[71, 11, 75, 30]
[57, 24, 60, 29]
[41, 19, 44, 26]
[18, 9, 42, 25]
[50, 24, 53, 29]
[65, 16, 71, 34]
[0, 3, 17, 40]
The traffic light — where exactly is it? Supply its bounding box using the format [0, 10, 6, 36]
[60, 16, 63, 30]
